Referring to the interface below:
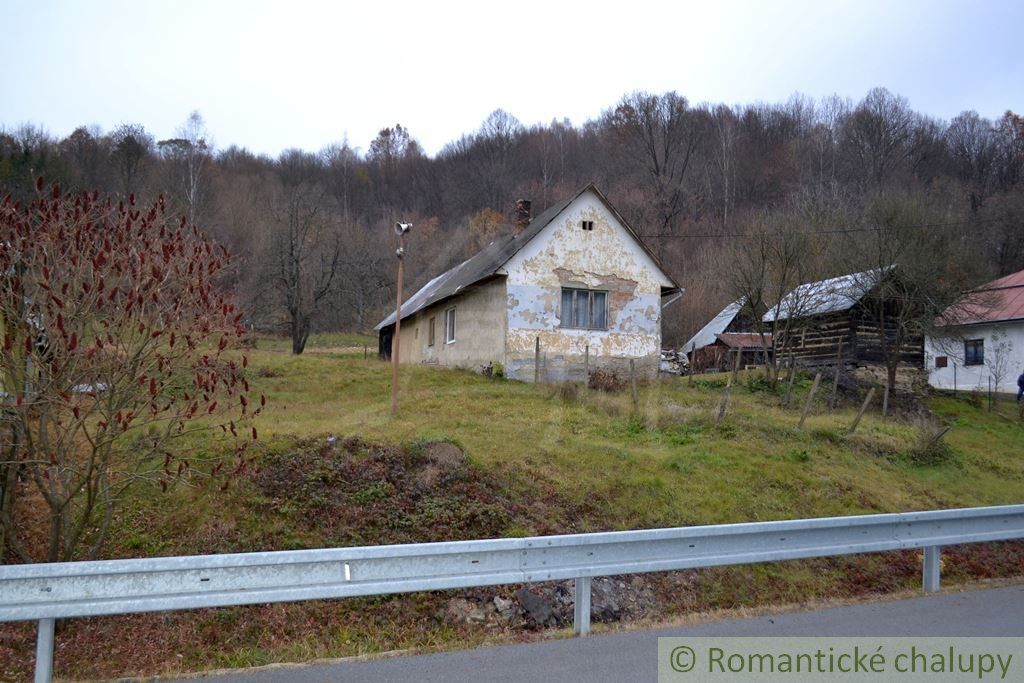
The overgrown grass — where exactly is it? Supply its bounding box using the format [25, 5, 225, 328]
[253, 331, 377, 355]
[5, 344, 1024, 681]
[239, 353, 1024, 527]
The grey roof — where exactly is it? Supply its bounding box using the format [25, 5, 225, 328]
[762, 266, 894, 323]
[375, 184, 679, 330]
[681, 298, 745, 352]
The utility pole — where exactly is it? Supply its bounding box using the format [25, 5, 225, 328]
[391, 222, 412, 416]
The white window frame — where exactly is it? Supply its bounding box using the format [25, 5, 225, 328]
[445, 307, 457, 344]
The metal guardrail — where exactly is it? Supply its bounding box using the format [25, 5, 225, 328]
[4, 504, 1024, 682]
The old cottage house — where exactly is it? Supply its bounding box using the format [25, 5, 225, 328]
[375, 184, 682, 381]
[925, 268, 1024, 393]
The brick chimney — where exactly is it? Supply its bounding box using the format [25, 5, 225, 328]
[513, 199, 532, 235]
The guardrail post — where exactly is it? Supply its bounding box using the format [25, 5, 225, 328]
[34, 618, 55, 683]
[922, 546, 941, 593]
[573, 576, 591, 636]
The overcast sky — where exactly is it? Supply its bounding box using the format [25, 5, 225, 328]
[2, 0, 1022, 157]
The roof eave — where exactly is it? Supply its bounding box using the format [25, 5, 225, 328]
[932, 315, 1024, 330]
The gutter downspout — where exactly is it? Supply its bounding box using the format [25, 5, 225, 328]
[661, 288, 684, 310]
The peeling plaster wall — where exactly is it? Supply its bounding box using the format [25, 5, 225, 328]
[500, 192, 672, 382]
[396, 278, 507, 371]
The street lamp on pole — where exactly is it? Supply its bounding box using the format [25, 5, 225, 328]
[391, 222, 412, 416]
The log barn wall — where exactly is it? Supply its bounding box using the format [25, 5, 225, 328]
[774, 302, 924, 368]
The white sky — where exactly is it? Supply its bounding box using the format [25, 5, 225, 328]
[2, 0, 1022, 157]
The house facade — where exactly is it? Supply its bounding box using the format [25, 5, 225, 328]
[925, 269, 1024, 393]
[375, 185, 681, 382]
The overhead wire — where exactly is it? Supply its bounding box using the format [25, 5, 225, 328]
[636, 215, 1010, 240]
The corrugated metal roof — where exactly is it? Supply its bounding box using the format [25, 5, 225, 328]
[936, 268, 1024, 326]
[681, 299, 745, 352]
[375, 184, 679, 330]
[763, 266, 893, 322]
[715, 332, 772, 349]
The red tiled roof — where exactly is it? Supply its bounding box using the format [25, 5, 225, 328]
[986, 269, 1024, 289]
[939, 268, 1024, 326]
[715, 333, 772, 349]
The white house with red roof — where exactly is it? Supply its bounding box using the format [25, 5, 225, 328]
[925, 268, 1024, 393]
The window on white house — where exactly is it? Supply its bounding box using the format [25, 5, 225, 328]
[964, 339, 984, 365]
[559, 288, 608, 330]
[935, 356, 948, 368]
[445, 307, 456, 344]
[580, 220, 594, 231]
[428, 316, 435, 346]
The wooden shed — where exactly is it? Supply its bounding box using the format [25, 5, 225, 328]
[682, 298, 770, 372]
[765, 267, 924, 368]
[691, 333, 773, 372]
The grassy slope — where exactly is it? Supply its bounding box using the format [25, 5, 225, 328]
[4, 335, 1024, 680]
[247, 341, 1024, 528]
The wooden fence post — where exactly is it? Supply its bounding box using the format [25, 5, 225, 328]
[828, 343, 843, 412]
[534, 336, 540, 384]
[924, 426, 952, 451]
[799, 372, 822, 429]
[783, 354, 797, 407]
[630, 359, 638, 418]
[716, 384, 733, 424]
[688, 343, 695, 386]
[849, 387, 876, 435]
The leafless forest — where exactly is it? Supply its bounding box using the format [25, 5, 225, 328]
[2, 89, 1022, 352]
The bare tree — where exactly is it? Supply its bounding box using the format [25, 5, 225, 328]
[109, 123, 154, 198]
[711, 104, 740, 226]
[473, 109, 524, 210]
[367, 123, 422, 210]
[158, 111, 212, 226]
[840, 88, 918, 189]
[719, 212, 821, 388]
[842, 194, 987, 413]
[604, 91, 702, 246]
[59, 125, 109, 190]
[336, 219, 390, 331]
[260, 150, 341, 354]
[323, 139, 364, 221]
[988, 327, 1013, 409]
[946, 112, 1000, 210]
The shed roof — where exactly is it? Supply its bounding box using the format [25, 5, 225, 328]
[936, 268, 1024, 327]
[375, 184, 679, 330]
[763, 266, 893, 323]
[715, 332, 772, 349]
[681, 299, 745, 352]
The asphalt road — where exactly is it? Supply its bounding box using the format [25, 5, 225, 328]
[180, 585, 1024, 682]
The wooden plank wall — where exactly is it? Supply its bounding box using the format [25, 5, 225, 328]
[774, 305, 924, 368]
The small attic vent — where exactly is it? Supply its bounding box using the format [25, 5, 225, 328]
[580, 220, 594, 232]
